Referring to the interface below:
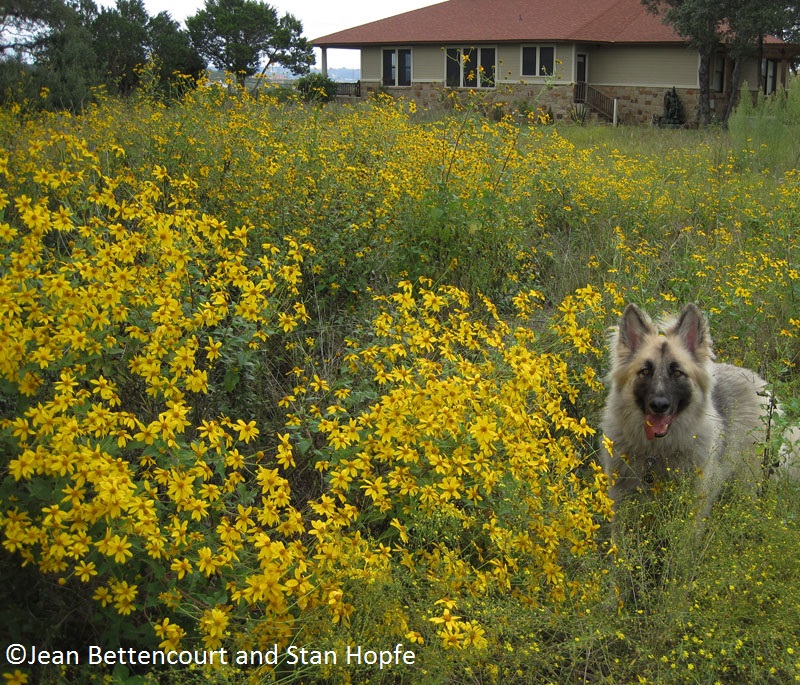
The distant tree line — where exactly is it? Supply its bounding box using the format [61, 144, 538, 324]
[0, 0, 314, 110]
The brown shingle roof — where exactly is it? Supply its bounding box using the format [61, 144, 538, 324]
[312, 0, 685, 47]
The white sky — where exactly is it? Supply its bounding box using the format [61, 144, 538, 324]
[97, 0, 441, 70]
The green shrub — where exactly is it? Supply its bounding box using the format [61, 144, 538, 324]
[295, 73, 338, 102]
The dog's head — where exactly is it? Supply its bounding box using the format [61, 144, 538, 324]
[610, 303, 714, 440]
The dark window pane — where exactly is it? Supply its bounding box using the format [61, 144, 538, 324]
[382, 50, 396, 86]
[480, 47, 495, 87]
[463, 47, 477, 87]
[446, 48, 460, 87]
[539, 46, 555, 76]
[399, 49, 411, 86]
[522, 47, 537, 76]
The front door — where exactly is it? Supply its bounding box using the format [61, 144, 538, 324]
[577, 53, 587, 84]
[575, 53, 588, 102]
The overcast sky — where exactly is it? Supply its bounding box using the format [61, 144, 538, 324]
[96, 0, 442, 70]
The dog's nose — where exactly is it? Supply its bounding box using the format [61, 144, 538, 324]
[649, 397, 671, 414]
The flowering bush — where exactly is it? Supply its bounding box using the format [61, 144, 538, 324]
[0, 88, 615, 682]
[1, 82, 799, 683]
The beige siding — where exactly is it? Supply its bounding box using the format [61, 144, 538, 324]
[361, 47, 381, 81]
[364, 42, 701, 90]
[496, 45, 518, 81]
[740, 59, 760, 90]
[364, 43, 578, 86]
[412, 46, 446, 82]
[587, 45, 698, 88]
[498, 44, 573, 84]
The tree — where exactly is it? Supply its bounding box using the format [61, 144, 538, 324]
[147, 12, 205, 94]
[783, 7, 800, 46]
[187, 0, 313, 87]
[91, 0, 149, 94]
[642, 0, 797, 125]
[90, 0, 203, 97]
[36, 1, 100, 109]
[0, 0, 64, 59]
[0, 0, 100, 109]
[720, 0, 796, 121]
[641, 0, 722, 126]
[0, 0, 203, 108]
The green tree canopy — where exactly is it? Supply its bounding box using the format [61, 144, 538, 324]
[642, 0, 798, 125]
[148, 11, 206, 95]
[0, 0, 99, 108]
[187, 0, 313, 86]
[91, 0, 149, 94]
[0, 0, 65, 58]
[719, 0, 797, 120]
[36, 0, 100, 108]
[0, 0, 203, 108]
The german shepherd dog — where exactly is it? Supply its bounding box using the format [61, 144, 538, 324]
[599, 303, 781, 519]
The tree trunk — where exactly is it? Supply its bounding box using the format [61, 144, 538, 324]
[722, 57, 743, 123]
[697, 44, 714, 126]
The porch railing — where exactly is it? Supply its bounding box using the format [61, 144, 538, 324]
[573, 82, 618, 124]
[335, 81, 361, 98]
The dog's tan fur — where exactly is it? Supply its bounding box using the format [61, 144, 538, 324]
[599, 303, 775, 518]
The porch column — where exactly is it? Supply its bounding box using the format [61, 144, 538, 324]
[320, 47, 328, 77]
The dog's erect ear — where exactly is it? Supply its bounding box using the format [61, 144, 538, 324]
[671, 303, 709, 358]
[617, 304, 653, 354]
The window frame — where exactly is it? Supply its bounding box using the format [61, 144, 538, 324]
[445, 46, 497, 89]
[382, 48, 412, 87]
[521, 45, 556, 78]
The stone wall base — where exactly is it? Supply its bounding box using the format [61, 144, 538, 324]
[349, 80, 724, 126]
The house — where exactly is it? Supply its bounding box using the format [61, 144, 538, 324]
[312, 0, 799, 124]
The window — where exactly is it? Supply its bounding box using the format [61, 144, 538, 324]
[522, 46, 556, 77]
[712, 54, 725, 93]
[445, 47, 496, 88]
[762, 59, 779, 94]
[382, 48, 412, 87]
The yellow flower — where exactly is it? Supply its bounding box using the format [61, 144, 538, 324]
[75, 561, 98, 582]
[469, 415, 498, 451]
[93, 586, 112, 607]
[361, 476, 388, 502]
[200, 606, 230, 648]
[196, 547, 217, 576]
[154, 617, 186, 651]
[111, 579, 138, 615]
[276, 432, 295, 468]
[204, 336, 223, 361]
[234, 419, 259, 443]
[310, 374, 330, 392]
[95, 532, 133, 564]
[170, 557, 193, 580]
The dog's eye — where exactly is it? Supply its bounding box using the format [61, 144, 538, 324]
[638, 363, 653, 377]
[669, 364, 684, 378]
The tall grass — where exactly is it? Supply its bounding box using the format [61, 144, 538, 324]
[728, 79, 800, 174]
[0, 78, 799, 684]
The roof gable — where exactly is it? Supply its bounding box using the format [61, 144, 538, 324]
[312, 0, 685, 47]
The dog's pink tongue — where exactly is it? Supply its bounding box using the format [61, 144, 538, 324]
[645, 414, 674, 440]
